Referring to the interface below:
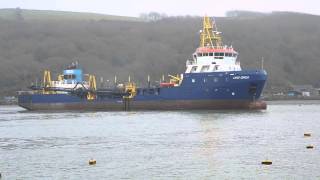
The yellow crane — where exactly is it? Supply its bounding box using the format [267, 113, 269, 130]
[43, 70, 54, 94]
[168, 74, 182, 86]
[200, 16, 223, 48]
[87, 75, 97, 100]
[124, 82, 136, 99]
[122, 77, 137, 111]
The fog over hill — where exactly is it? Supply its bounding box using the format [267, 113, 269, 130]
[0, 9, 320, 95]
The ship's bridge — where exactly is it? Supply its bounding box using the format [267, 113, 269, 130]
[196, 47, 237, 59]
[185, 16, 241, 73]
[50, 63, 89, 90]
[63, 68, 83, 84]
[185, 46, 241, 73]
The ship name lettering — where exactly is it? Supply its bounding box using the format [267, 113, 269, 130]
[233, 76, 250, 80]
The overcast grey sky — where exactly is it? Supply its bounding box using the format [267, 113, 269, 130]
[1, 0, 319, 17]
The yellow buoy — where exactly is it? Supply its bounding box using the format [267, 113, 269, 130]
[304, 133, 311, 137]
[89, 159, 96, 165]
[306, 145, 314, 149]
[261, 160, 272, 165]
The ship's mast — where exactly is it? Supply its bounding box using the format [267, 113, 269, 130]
[200, 16, 223, 48]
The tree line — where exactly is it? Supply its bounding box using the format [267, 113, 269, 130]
[0, 10, 320, 95]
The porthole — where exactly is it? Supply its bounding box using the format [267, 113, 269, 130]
[203, 78, 207, 83]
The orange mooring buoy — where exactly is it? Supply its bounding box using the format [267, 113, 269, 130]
[304, 133, 311, 137]
[89, 159, 96, 165]
[261, 160, 272, 165]
[306, 145, 314, 149]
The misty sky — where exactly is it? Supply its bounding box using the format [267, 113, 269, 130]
[1, 0, 319, 17]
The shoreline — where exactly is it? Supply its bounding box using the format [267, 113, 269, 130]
[2, 98, 320, 106]
[262, 96, 320, 101]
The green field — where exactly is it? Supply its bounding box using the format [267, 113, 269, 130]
[0, 8, 142, 21]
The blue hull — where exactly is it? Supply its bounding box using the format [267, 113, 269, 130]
[18, 70, 267, 110]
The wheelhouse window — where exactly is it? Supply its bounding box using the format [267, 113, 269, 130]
[209, 53, 214, 56]
[63, 74, 76, 79]
[193, 54, 197, 58]
[203, 53, 208, 56]
[214, 52, 224, 59]
[197, 53, 203, 57]
[190, 66, 198, 73]
[200, 65, 210, 72]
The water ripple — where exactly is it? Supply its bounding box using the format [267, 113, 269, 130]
[0, 102, 320, 179]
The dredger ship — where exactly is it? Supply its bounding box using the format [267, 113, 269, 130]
[18, 16, 267, 111]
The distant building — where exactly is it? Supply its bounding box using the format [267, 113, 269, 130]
[317, 88, 320, 96]
[302, 91, 310, 97]
[287, 90, 302, 97]
[1, 96, 17, 104]
[288, 85, 318, 97]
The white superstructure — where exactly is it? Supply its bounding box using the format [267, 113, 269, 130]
[185, 16, 241, 73]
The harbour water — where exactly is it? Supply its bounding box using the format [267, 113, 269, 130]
[0, 101, 320, 179]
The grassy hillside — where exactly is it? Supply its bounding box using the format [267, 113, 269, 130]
[0, 8, 142, 21]
[0, 9, 319, 95]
